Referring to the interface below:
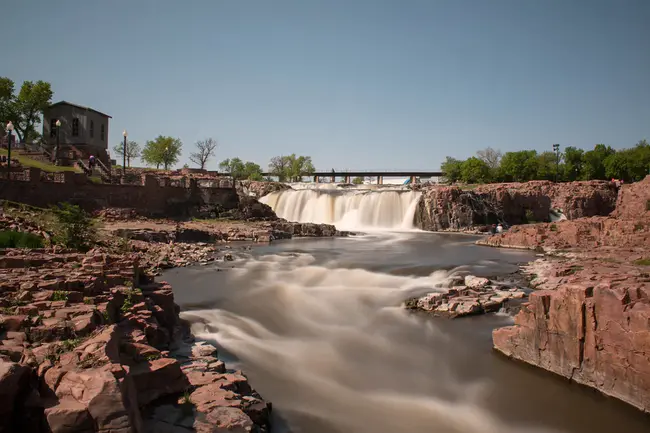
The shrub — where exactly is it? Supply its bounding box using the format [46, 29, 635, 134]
[0, 230, 45, 249]
[51, 203, 96, 251]
[549, 224, 558, 232]
[525, 209, 536, 224]
[52, 291, 68, 301]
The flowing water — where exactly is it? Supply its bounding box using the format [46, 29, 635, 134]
[259, 186, 420, 231]
[166, 232, 650, 433]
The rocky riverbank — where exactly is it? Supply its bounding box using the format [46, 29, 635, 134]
[413, 180, 618, 232]
[0, 249, 271, 433]
[483, 175, 650, 413]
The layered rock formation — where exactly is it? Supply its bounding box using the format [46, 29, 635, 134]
[413, 180, 618, 231]
[488, 175, 650, 413]
[0, 249, 270, 432]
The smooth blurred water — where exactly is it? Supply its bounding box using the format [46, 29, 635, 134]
[164, 232, 650, 433]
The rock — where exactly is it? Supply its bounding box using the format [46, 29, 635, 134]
[0, 315, 28, 332]
[130, 358, 190, 406]
[196, 407, 254, 433]
[45, 399, 94, 433]
[464, 276, 490, 289]
[0, 360, 31, 431]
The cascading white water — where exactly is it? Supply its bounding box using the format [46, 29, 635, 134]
[259, 188, 421, 231]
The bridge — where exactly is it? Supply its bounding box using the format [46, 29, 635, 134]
[260, 170, 444, 184]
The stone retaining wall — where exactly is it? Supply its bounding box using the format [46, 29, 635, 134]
[0, 168, 239, 217]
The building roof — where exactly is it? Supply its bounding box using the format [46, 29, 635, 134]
[47, 101, 112, 118]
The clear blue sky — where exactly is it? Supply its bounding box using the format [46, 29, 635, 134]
[3, 0, 649, 171]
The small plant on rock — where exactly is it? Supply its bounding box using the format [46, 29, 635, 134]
[52, 291, 69, 302]
[549, 223, 558, 232]
[51, 203, 97, 252]
[633, 258, 650, 266]
[525, 209, 537, 224]
[121, 293, 133, 314]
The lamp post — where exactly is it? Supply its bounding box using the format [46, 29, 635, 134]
[552, 143, 560, 182]
[122, 130, 128, 171]
[5, 122, 14, 180]
[54, 119, 61, 164]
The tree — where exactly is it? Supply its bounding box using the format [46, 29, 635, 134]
[440, 157, 463, 183]
[190, 137, 218, 170]
[562, 146, 584, 181]
[460, 157, 491, 184]
[500, 150, 539, 182]
[268, 154, 315, 182]
[476, 147, 502, 169]
[113, 141, 141, 168]
[219, 158, 263, 180]
[0, 78, 53, 142]
[352, 177, 364, 184]
[141, 136, 182, 170]
[582, 144, 615, 180]
[536, 151, 558, 181]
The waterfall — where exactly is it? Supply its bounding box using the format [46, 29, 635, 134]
[259, 188, 422, 231]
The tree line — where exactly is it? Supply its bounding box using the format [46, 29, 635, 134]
[114, 136, 317, 181]
[441, 140, 650, 184]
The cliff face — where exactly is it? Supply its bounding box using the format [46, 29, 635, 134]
[488, 175, 650, 413]
[413, 180, 618, 231]
[493, 259, 650, 413]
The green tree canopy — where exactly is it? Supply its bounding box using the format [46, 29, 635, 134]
[0, 77, 53, 142]
[352, 176, 364, 185]
[582, 144, 615, 180]
[269, 154, 315, 182]
[500, 150, 539, 182]
[441, 157, 463, 183]
[563, 146, 584, 181]
[219, 158, 263, 180]
[141, 136, 182, 170]
[460, 157, 491, 183]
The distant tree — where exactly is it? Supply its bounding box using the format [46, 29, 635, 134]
[352, 177, 364, 184]
[582, 144, 615, 180]
[562, 146, 584, 181]
[113, 140, 141, 168]
[268, 156, 291, 182]
[269, 154, 315, 182]
[500, 150, 539, 182]
[141, 136, 182, 170]
[219, 158, 263, 180]
[244, 162, 264, 180]
[460, 157, 491, 183]
[536, 151, 558, 181]
[440, 157, 463, 183]
[189, 137, 218, 170]
[476, 147, 502, 169]
[0, 77, 53, 142]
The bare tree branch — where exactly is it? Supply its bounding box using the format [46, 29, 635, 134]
[190, 138, 218, 170]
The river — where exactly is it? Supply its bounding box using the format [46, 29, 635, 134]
[164, 231, 650, 433]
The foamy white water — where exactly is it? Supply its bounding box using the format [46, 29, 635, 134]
[260, 189, 421, 231]
[181, 252, 558, 433]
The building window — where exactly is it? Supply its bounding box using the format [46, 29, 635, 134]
[50, 119, 58, 137]
[72, 118, 79, 137]
[100, 124, 105, 141]
[90, 120, 94, 138]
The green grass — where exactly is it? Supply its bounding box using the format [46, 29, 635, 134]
[0, 149, 81, 173]
[0, 230, 45, 248]
[633, 258, 650, 266]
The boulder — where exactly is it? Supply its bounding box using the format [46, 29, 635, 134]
[130, 358, 190, 406]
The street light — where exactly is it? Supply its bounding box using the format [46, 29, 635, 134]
[5, 122, 14, 179]
[552, 144, 560, 182]
[54, 119, 61, 164]
[122, 130, 128, 171]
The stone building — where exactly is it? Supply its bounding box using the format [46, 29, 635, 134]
[42, 101, 112, 165]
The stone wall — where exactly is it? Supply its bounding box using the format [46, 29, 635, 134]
[0, 168, 239, 217]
